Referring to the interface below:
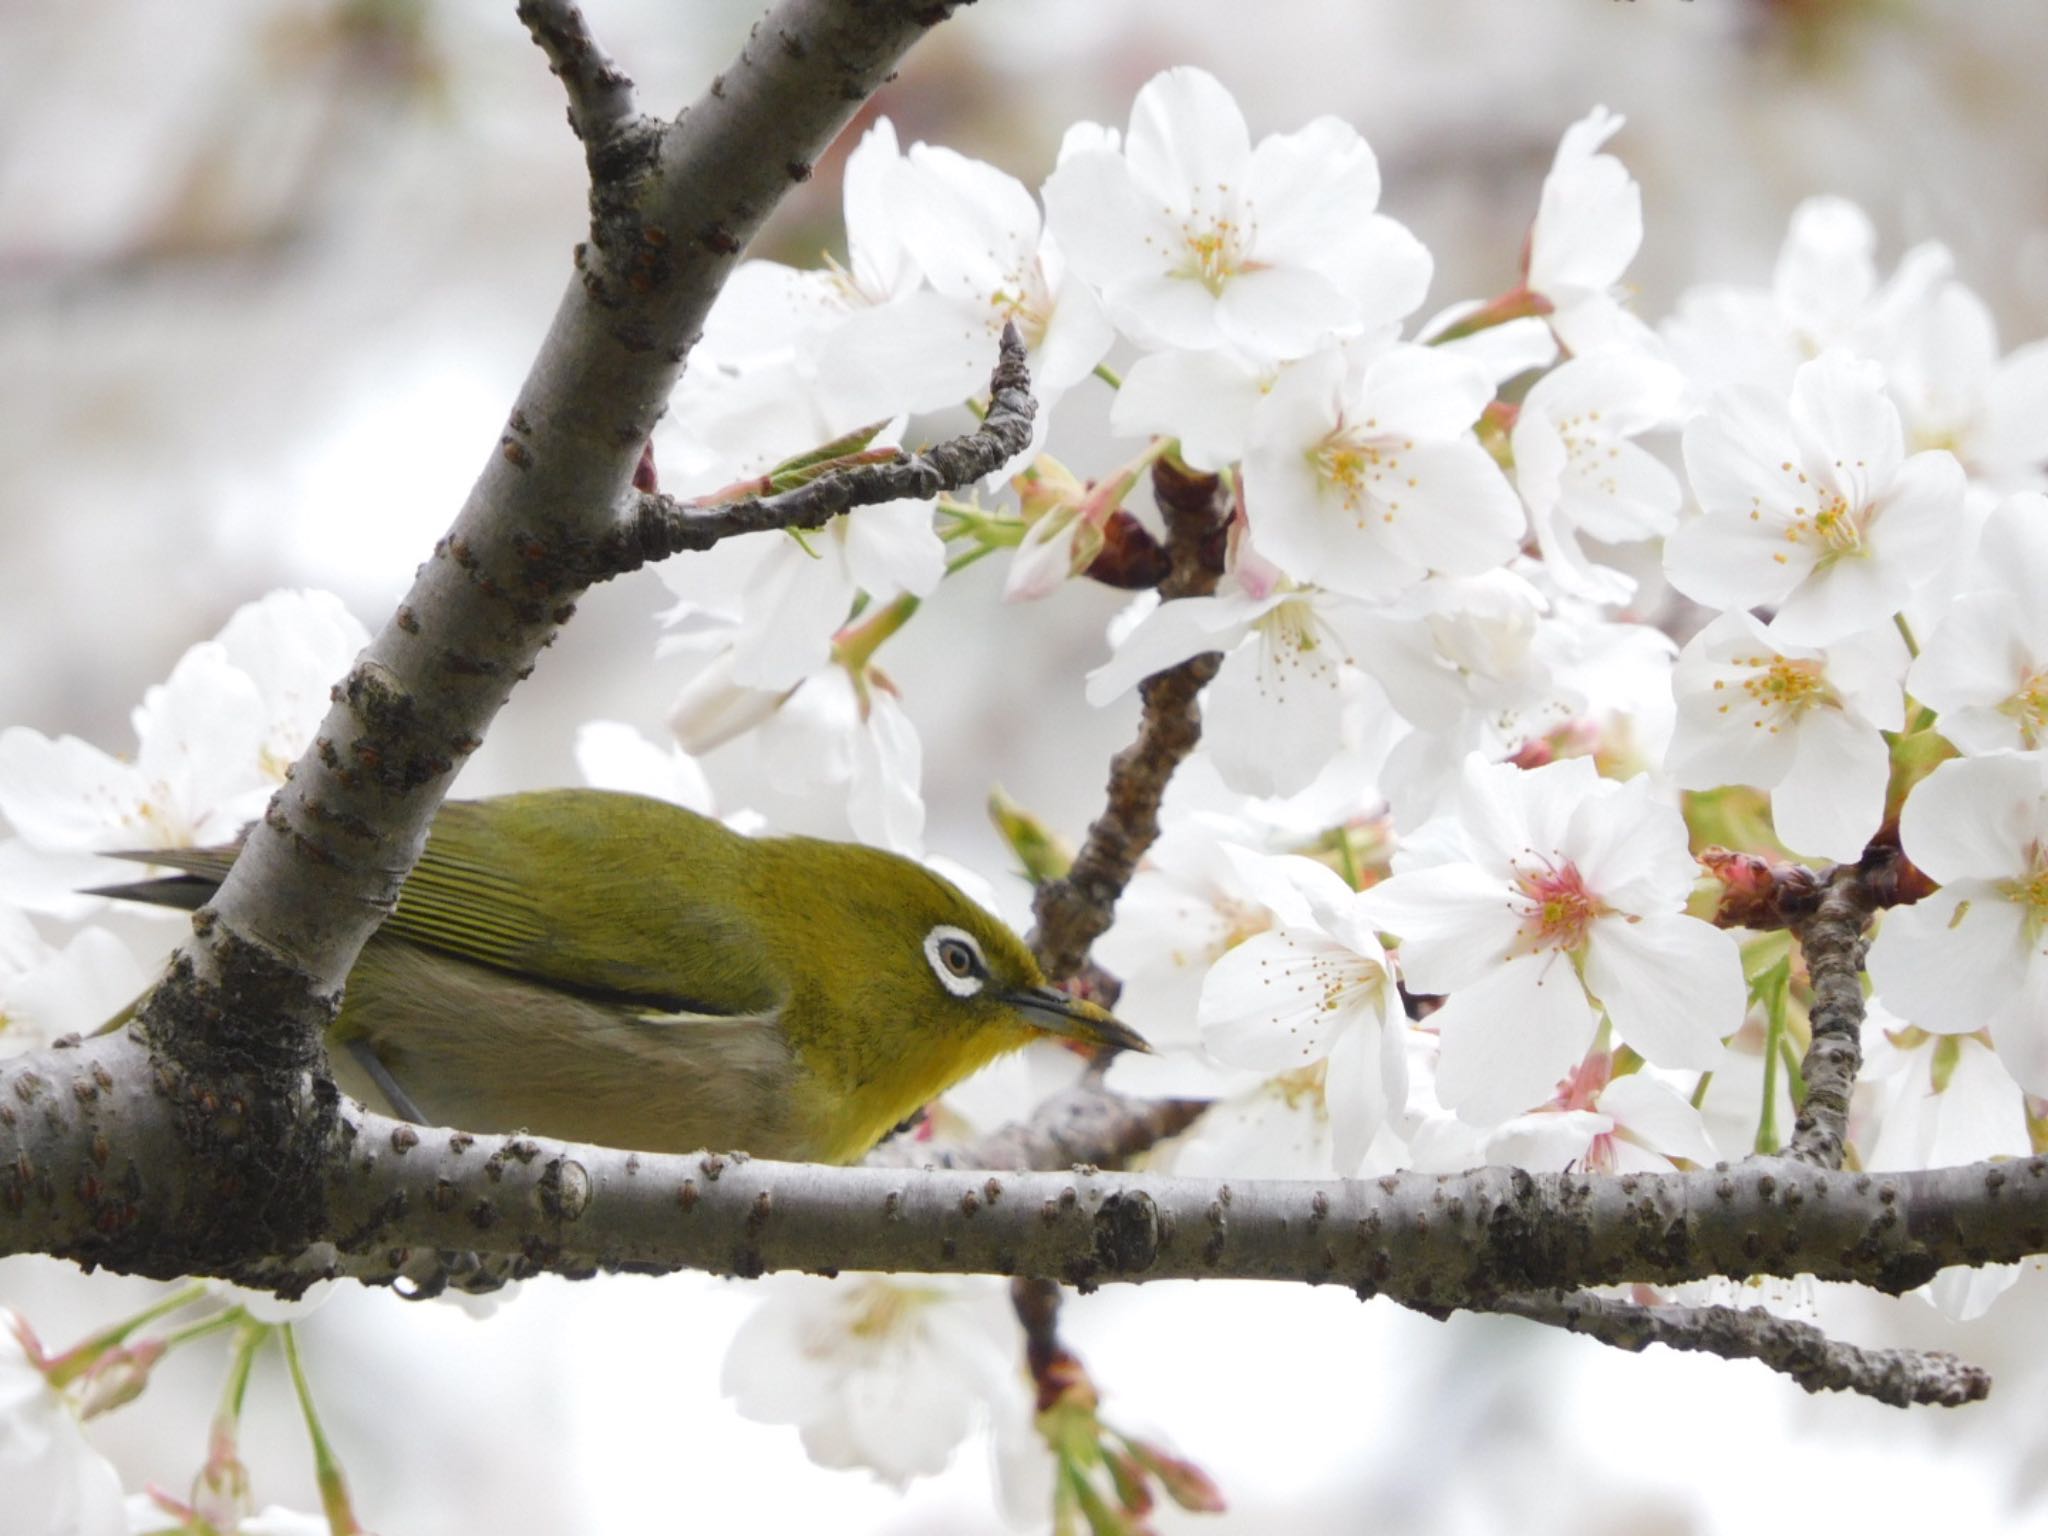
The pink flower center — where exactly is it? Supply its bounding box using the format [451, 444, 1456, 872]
[1511, 857, 1603, 955]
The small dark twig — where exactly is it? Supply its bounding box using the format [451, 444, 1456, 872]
[1481, 1288, 1989, 1409]
[1031, 458, 1232, 982]
[1788, 866, 1878, 1168]
[866, 1075, 1209, 1173]
[517, 0, 642, 167]
[1012, 1276, 1073, 1412]
[594, 324, 1035, 579]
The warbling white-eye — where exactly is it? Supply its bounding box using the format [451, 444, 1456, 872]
[100, 789, 1148, 1164]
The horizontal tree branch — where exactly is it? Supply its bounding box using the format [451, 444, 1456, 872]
[4, 1035, 2039, 1329]
[1477, 1288, 1988, 1408]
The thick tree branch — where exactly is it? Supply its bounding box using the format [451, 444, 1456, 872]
[1788, 865, 1878, 1168]
[1478, 1289, 1987, 1408]
[6, 1034, 2042, 1333]
[103, 0, 968, 1272]
[1032, 459, 1232, 982]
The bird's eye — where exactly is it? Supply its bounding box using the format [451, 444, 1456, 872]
[924, 925, 986, 998]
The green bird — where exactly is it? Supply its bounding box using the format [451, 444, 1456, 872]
[99, 789, 1147, 1164]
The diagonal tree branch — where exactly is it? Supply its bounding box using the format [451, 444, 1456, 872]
[99, 0, 974, 1273]
[1031, 457, 1232, 983]
[591, 324, 1034, 577]
[518, 0, 643, 173]
[1475, 1288, 1987, 1408]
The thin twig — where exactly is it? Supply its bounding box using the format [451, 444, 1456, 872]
[1031, 459, 1231, 982]
[1481, 1288, 1989, 1409]
[1788, 866, 1878, 1168]
[594, 324, 1035, 578]
[517, 0, 643, 170]
[866, 1076, 1210, 1173]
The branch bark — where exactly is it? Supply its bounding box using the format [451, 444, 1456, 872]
[1031, 458, 1232, 982]
[1478, 1289, 1988, 1408]
[101, 0, 968, 1274]
[4, 1033, 2036, 1310]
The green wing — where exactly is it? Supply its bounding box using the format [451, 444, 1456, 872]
[99, 791, 786, 1019]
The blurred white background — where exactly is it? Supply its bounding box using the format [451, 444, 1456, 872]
[7, 1, 2048, 1531]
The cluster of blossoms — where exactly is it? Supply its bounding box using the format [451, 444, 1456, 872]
[8, 62, 2048, 1520]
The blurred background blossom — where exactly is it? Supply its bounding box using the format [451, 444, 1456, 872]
[7, 0, 2048, 1531]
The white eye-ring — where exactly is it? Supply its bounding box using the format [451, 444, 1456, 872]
[925, 925, 986, 998]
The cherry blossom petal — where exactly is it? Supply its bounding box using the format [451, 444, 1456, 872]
[1358, 863, 1525, 995]
[1988, 958, 2048, 1099]
[1868, 886, 2030, 1036]
[1122, 66, 1252, 217]
[1897, 753, 2048, 884]
[1434, 950, 1600, 1125]
[1770, 705, 1890, 861]
[1111, 348, 1266, 470]
[1597, 1072, 1721, 1165]
[1216, 266, 1355, 359]
[1582, 912, 1744, 1069]
[1788, 352, 1904, 496]
[1325, 1018, 1408, 1172]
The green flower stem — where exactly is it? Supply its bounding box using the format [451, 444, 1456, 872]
[284, 1324, 365, 1536]
[1893, 611, 1921, 660]
[1778, 1029, 1809, 1108]
[43, 1281, 209, 1388]
[1092, 361, 1125, 391]
[218, 1320, 269, 1429]
[834, 593, 920, 672]
[159, 1307, 250, 1354]
[1753, 957, 1793, 1155]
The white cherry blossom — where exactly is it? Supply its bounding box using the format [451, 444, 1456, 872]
[1, 906, 150, 1058]
[722, 1274, 1022, 1486]
[1407, 1055, 1718, 1175]
[1667, 350, 1965, 645]
[887, 139, 1114, 437]
[1042, 66, 1430, 362]
[3, 1311, 126, 1536]
[1196, 853, 1407, 1169]
[1361, 755, 1744, 1125]
[1085, 570, 1380, 797]
[1667, 610, 1906, 861]
[1661, 196, 1951, 398]
[1861, 1006, 2030, 1320]
[1242, 342, 1523, 601]
[1869, 277, 2048, 496]
[1867, 752, 2048, 1094]
[1910, 494, 2048, 753]
[1524, 107, 1650, 357]
[1108, 345, 1273, 472]
[1511, 351, 1684, 603]
[0, 590, 368, 915]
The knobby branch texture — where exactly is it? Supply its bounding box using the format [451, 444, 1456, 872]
[45, 0, 976, 1278]
[1482, 1290, 1987, 1409]
[1031, 457, 1232, 983]
[4, 1036, 2039, 1316]
[598, 324, 1036, 573]
[1788, 864, 1879, 1168]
